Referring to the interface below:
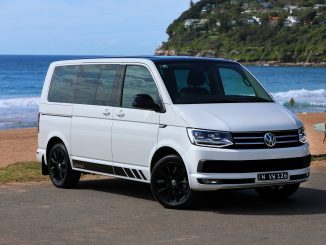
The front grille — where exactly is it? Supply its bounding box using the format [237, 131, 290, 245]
[197, 155, 311, 173]
[230, 130, 301, 149]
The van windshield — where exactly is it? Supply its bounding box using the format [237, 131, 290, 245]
[155, 61, 273, 104]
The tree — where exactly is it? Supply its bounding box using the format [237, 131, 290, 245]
[190, 0, 195, 8]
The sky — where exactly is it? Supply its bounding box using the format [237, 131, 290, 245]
[0, 0, 194, 55]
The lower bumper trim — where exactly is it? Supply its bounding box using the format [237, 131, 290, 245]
[197, 178, 255, 185]
[198, 155, 311, 173]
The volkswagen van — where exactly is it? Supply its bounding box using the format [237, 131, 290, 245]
[37, 56, 310, 208]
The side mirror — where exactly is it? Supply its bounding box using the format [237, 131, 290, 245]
[132, 94, 160, 112]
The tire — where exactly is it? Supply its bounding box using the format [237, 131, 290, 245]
[255, 183, 300, 199]
[48, 143, 81, 188]
[150, 154, 195, 209]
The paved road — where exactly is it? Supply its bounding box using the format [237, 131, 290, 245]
[1, 169, 326, 245]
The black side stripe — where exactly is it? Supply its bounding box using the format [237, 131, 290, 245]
[73, 160, 114, 174]
[139, 170, 147, 180]
[73, 160, 147, 180]
[113, 166, 127, 177]
[123, 168, 134, 178]
[132, 169, 142, 179]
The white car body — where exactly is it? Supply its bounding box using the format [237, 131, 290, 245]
[37, 57, 310, 192]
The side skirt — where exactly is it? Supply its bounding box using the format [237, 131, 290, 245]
[72, 159, 149, 183]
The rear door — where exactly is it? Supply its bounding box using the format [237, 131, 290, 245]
[112, 65, 161, 167]
[70, 64, 122, 163]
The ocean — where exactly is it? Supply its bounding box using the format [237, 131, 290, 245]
[0, 55, 325, 130]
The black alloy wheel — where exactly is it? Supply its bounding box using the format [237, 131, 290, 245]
[48, 143, 80, 188]
[151, 155, 195, 209]
[255, 183, 300, 199]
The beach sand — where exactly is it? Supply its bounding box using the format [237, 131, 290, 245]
[0, 128, 37, 168]
[298, 112, 326, 156]
[0, 112, 325, 168]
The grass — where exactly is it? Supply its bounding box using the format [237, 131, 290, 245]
[312, 155, 326, 162]
[0, 161, 47, 184]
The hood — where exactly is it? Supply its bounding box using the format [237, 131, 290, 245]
[172, 102, 301, 132]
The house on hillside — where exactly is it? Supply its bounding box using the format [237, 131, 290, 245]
[184, 19, 198, 29]
[260, 2, 273, 9]
[247, 16, 261, 25]
[184, 18, 208, 29]
[195, 19, 208, 28]
[283, 5, 298, 13]
[230, 0, 240, 4]
[284, 16, 299, 27]
[269, 16, 279, 26]
[314, 4, 326, 9]
[201, 4, 214, 14]
[252, 16, 262, 25]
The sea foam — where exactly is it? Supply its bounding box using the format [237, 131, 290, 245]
[272, 89, 326, 107]
[0, 97, 40, 108]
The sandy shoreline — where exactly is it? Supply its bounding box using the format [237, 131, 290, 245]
[0, 113, 325, 168]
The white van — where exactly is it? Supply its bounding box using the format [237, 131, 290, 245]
[37, 56, 310, 208]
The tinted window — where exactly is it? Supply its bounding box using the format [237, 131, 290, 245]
[48, 64, 121, 106]
[219, 68, 255, 96]
[156, 62, 272, 104]
[48, 66, 78, 103]
[73, 66, 99, 105]
[122, 66, 160, 109]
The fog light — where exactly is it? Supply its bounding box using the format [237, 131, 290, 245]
[198, 178, 223, 185]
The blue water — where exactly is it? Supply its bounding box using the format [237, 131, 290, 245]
[0, 55, 325, 129]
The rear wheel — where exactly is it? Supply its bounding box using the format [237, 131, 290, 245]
[151, 155, 195, 209]
[255, 183, 300, 199]
[48, 143, 80, 188]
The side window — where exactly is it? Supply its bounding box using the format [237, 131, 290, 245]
[95, 67, 119, 106]
[48, 66, 78, 103]
[219, 68, 255, 96]
[48, 64, 120, 106]
[122, 66, 160, 109]
[73, 66, 99, 105]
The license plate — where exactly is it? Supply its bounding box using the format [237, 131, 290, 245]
[257, 172, 289, 182]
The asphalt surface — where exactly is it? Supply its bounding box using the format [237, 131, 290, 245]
[0, 169, 326, 245]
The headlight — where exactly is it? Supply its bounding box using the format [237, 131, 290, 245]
[187, 128, 233, 148]
[298, 127, 307, 144]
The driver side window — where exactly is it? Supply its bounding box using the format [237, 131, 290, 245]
[122, 65, 160, 109]
[219, 68, 255, 96]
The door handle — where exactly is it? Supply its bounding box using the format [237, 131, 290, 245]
[116, 111, 125, 118]
[103, 110, 110, 117]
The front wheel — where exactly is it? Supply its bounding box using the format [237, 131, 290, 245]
[48, 143, 81, 188]
[151, 155, 195, 209]
[255, 183, 300, 199]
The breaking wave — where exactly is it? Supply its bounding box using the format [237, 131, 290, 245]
[271, 89, 326, 108]
[0, 97, 40, 108]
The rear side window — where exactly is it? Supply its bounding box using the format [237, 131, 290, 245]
[48, 64, 121, 106]
[48, 66, 78, 103]
[122, 65, 160, 108]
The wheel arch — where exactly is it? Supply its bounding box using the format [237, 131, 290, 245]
[46, 136, 65, 163]
[150, 146, 183, 173]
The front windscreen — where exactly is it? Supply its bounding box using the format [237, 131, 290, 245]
[155, 61, 273, 104]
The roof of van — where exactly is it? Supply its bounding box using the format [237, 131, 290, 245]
[105, 55, 236, 63]
[136, 56, 236, 63]
[51, 56, 238, 65]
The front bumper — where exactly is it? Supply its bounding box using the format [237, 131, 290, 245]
[190, 167, 310, 190]
[182, 143, 311, 191]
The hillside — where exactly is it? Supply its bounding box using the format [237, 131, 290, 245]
[156, 0, 326, 64]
